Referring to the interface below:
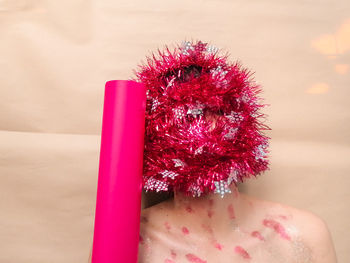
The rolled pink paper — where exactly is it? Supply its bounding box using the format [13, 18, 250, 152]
[92, 80, 146, 263]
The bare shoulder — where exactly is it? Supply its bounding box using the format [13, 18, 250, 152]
[244, 194, 338, 263]
[283, 204, 337, 263]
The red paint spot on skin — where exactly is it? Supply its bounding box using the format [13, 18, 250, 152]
[170, 249, 177, 259]
[227, 204, 235, 219]
[186, 205, 193, 213]
[182, 226, 190, 235]
[234, 246, 251, 259]
[207, 210, 214, 218]
[251, 231, 265, 241]
[185, 253, 207, 263]
[214, 242, 224, 250]
[248, 201, 253, 207]
[164, 259, 175, 263]
[139, 235, 144, 244]
[263, 219, 291, 240]
[164, 221, 171, 231]
[278, 215, 288, 220]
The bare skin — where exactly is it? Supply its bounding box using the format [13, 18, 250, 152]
[137, 184, 337, 263]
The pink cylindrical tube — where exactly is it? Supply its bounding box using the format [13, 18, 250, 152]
[92, 80, 146, 263]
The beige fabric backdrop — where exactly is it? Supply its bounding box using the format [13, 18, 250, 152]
[0, 0, 349, 262]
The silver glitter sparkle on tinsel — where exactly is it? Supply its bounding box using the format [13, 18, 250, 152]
[172, 158, 187, 168]
[210, 65, 228, 80]
[239, 90, 258, 107]
[181, 41, 194, 55]
[241, 91, 251, 103]
[186, 101, 206, 117]
[146, 89, 151, 99]
[214, 179, 232, 198]
[194, 145, 204, 155]
[254, 142, 269, 161]
[151, 97, 160, 112]
[172, 106, 186, 121]
[144, 177, 169, 192]
[212, 167, 240, 198]
[206, 45, 219, 54]
[160, 170, 179, 180]
[187, 107, 203, 117]
[228, 168, 239, 184]
[188, 184, 202, 197]
[224, 111, 244, 123]
[223, 127, 238, 140]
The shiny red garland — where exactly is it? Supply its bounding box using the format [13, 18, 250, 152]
[133, 40, 271, 198]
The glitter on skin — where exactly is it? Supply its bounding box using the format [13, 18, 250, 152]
[182, 226, 190, 235]
[262, 219, 291, 240]
[227, 204, 236, 219]
[291, 236, 313, 262]
[251, 230, 265, 241]
[234, 246, 251, 259]
[164, 221, 171, 231]
[185, 253, 207, 263]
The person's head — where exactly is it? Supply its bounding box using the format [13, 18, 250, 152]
[135, 40, 270, 198]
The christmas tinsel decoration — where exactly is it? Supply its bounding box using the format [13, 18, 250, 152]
[133, 40, 271, 198]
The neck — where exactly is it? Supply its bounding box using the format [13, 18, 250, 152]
[172, 183, 248, 234]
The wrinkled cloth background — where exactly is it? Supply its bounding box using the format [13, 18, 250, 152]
[0, 0, 349, 262]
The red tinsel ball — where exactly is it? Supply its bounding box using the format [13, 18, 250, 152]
[133, 40, 271, 198]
